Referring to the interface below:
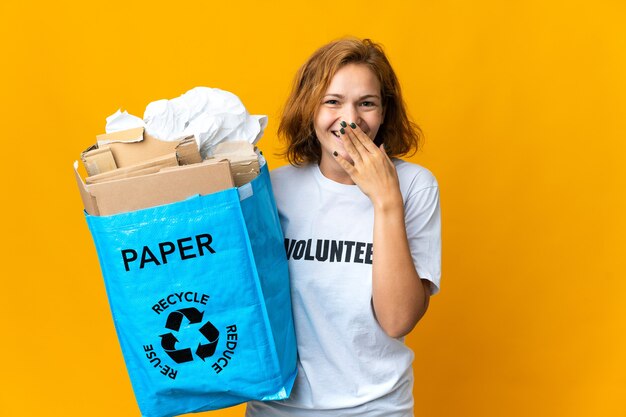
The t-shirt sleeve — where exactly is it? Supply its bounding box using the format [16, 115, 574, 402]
[404, 184, 442, 295]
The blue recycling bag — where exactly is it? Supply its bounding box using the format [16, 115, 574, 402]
[85, 163, 297, 417]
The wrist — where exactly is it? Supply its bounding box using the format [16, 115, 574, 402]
[372, 191, 404, 213]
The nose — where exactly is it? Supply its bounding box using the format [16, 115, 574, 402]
[342, 104, 361, 126]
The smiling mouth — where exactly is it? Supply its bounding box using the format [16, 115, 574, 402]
[331, 131, 340, 138]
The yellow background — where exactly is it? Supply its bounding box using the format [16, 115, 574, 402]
[1, 0, 624, 416]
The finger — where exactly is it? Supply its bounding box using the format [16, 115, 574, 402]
[379, 144, 399, 179]
[339, 127, 363, 164]
[344, 124, 370, 157]
[349, 122, 379, 154]
[333, 151, 357, 177]
[380, 143, 393, 163]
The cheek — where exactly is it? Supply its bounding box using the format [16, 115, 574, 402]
[315, 107, 334, 123]
[366, 114, 384, 136]
[314, 108, 335, 129]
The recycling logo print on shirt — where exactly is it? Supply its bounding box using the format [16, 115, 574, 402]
[159, 307, 220, 363]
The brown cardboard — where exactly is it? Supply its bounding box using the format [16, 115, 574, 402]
[96, 127, 144, 145]
[212, 141, 260, 187]
[230, 167, 260, 187]
[74, 159, 235, 216]
[213, 141, 256, 156]
[85, 153, 179, 185]
[93, 128, 199, 168]
[74, 161, 98, 215]
[176, 136, 203, 165]
[82, 146, 118, 176]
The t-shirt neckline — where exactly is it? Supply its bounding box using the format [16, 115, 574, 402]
[312, 164, 364, 197]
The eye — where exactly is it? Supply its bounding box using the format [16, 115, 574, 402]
[324, 99, 339, 105]
[360, 101, 375, 107]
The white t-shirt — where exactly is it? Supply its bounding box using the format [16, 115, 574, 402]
[246, 160, 441, 417]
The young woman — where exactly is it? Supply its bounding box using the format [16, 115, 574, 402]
[246, 38, 441, 417]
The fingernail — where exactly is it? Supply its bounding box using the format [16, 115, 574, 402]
[340, 127, 345, 134]
[333, 151, 338, 156]
[350, 122, 357, 129]
[340, 121, 347, 128]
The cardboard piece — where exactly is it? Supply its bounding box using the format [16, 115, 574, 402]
[82, 146, 118, 176]
[96, 127, 144, 146]
[74, 160, 234, 216]
[92, 128, 198, 168]
[212, 141, 260, 187]
[85, 153, 179, 185]
[175, 136, 203, 165]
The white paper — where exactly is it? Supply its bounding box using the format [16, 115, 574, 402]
[143, 87, 268, 158]
[105, 109, 145, 133]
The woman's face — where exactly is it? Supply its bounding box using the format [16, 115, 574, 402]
[314, 63, 384, 166]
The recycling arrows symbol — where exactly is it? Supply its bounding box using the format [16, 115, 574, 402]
[159, 307, 219, 364]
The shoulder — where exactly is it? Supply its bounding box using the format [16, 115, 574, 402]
[269, 163, 315, 200]
[270, 163, 312, 184]
[393, 159, 438, 197]
[270, 163, 300, 179]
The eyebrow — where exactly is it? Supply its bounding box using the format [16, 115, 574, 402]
[324, 94, 381, 100]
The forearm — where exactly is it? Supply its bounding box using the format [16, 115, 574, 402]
[371, 198, 430, 338]
[332, 125, 431, 336]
